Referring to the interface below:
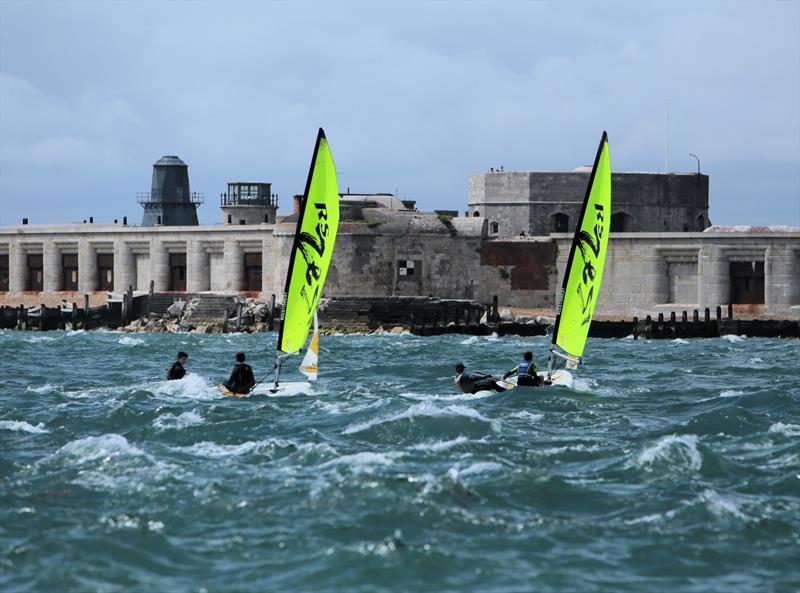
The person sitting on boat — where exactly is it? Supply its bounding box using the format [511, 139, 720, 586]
[224, 352, 256, 395]
[454, 363, 506, 394]
[167, 351, 188, 381]
[503, 351, 543, 387]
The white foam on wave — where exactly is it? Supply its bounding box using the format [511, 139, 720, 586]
[0, 420, 48, 433]
[411, 436, 471, 452]
[25, 383, 59, 394]
[722, 334, 745, 343]
[149, 373, 222, 400]
[55, 433, 145, 464]
[769, 422, 800, 437]
[448, 461, 504, 480]
[342, 402, 493, 435]
[25, 335, 56, 343]
[509, 410, 544, 422]
[636, 434, 702, 472]
[118, 336, 145, 346]
[153, 410, 204, 431]
[399, 390, 495, 402]
[540, 443, 602, 456]
[321, 451, 400, 474]
[700, 489, 748, 520]
[181, 440, 263, 458]
[671, 338, 689, 345]
[66, 329, 86, 337]
[720, 389, 744, 398]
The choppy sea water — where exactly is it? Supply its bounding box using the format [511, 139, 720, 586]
[1, 329, 798, 593]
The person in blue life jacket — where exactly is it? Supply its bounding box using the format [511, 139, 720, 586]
[503, 351, 544, 387]
[454, 363, 506, 394]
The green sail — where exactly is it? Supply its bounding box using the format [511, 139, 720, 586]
[278, 128, 340, 355]
[551, 132, 611, 361]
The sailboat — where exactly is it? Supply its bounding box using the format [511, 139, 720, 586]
[504, 131, 611, 390]
[218, 128, 338, 397]
[271, 128, 340, 393]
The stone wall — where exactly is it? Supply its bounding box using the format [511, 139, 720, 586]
[469, 171, 710, 236]
[1, 221, 798, 318]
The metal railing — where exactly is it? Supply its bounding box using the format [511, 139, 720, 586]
[137, 191, 204, 207]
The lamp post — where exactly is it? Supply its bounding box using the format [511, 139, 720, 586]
[689, 153, 700, 174]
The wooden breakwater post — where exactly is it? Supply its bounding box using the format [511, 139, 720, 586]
[235, 300, 243, 332]
[632, 316, 639, 340]
[728, 303, 733, 320]
[222, 308, 229, 333]
[645, 314, 652, 339]
[268, 294, 276, 331]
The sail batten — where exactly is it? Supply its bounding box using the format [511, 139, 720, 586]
[277, 128, 340, 359]
[550, 132, 611, 368]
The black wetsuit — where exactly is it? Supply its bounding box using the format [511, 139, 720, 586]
[224, 363, 256, 395]
[456, 371, 506, 394]
[167, 361, 186, 381]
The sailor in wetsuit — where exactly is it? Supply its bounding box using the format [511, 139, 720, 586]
[454, 363, 506, 394]
[167, 352, 188, 380]
[224, 352, 256, 395]
[503, 351, 543, 387]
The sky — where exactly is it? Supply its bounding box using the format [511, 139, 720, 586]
[1, 0, 798, 227]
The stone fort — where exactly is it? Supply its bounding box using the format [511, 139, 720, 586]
[0, 155, 797, 318]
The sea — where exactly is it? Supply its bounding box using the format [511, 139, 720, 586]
[1, 329, 798, 593]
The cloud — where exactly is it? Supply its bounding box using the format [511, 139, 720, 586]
[0, 1, 798, 226]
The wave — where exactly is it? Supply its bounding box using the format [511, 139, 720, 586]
[55, 433, 146, 464]
[342, 402, 493, 435]
[449, 461, 504, 479]
[636, 434, 702, 472]
[699, 488, 748, 520]
[0, 419, 48, 433]
[147, 373, 222, 400]
[179, 440, 264, 458]
[320, 451, 400, 474]
[722, 334, 745, 343]
[411, 436, 471, 452]
[153, 410, 204, 431]
[118, 336, 145, 346]
[768, 422, 800, 437]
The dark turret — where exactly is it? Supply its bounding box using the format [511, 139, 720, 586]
[138, 156, 203, 226]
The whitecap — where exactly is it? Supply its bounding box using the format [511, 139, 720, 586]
[0, 420, 48, 434]
[321, 451, 400, 472]
[700, 489, 748, 520]
[622, 334, 635, 340]
[25, 383, 59, 394]
[343, 402, 492, 435]
[671, 338, 689, 345]
[769, 422, 800, 437]
[118, 336, 145, 346]
[180, 440, 263, 458]
[153, 411, 204, 431]
[636, 434, 702, 472]
[25, 335, 56, 343]
[411, 436, 471, 452]
[509, 410, 544, 422]
[149, 373, 221, 400]
[66, 329, 86, 337]
[448, 461, 504, 479]
[719, 389, 744, 398]
[540, 443, 602, 456]
[55, 434, 145, 464]
[722, 334, 745, 343]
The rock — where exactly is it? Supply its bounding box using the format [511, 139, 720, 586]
[498, 308, 514, 322]
[389, 326, 406, 334]
[167, 301, 185, 318]
[535, 315, 556, 325]
[193, 324, 208, 333]
[479, 311, 488, 324]
[514, 315, 536, 324]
